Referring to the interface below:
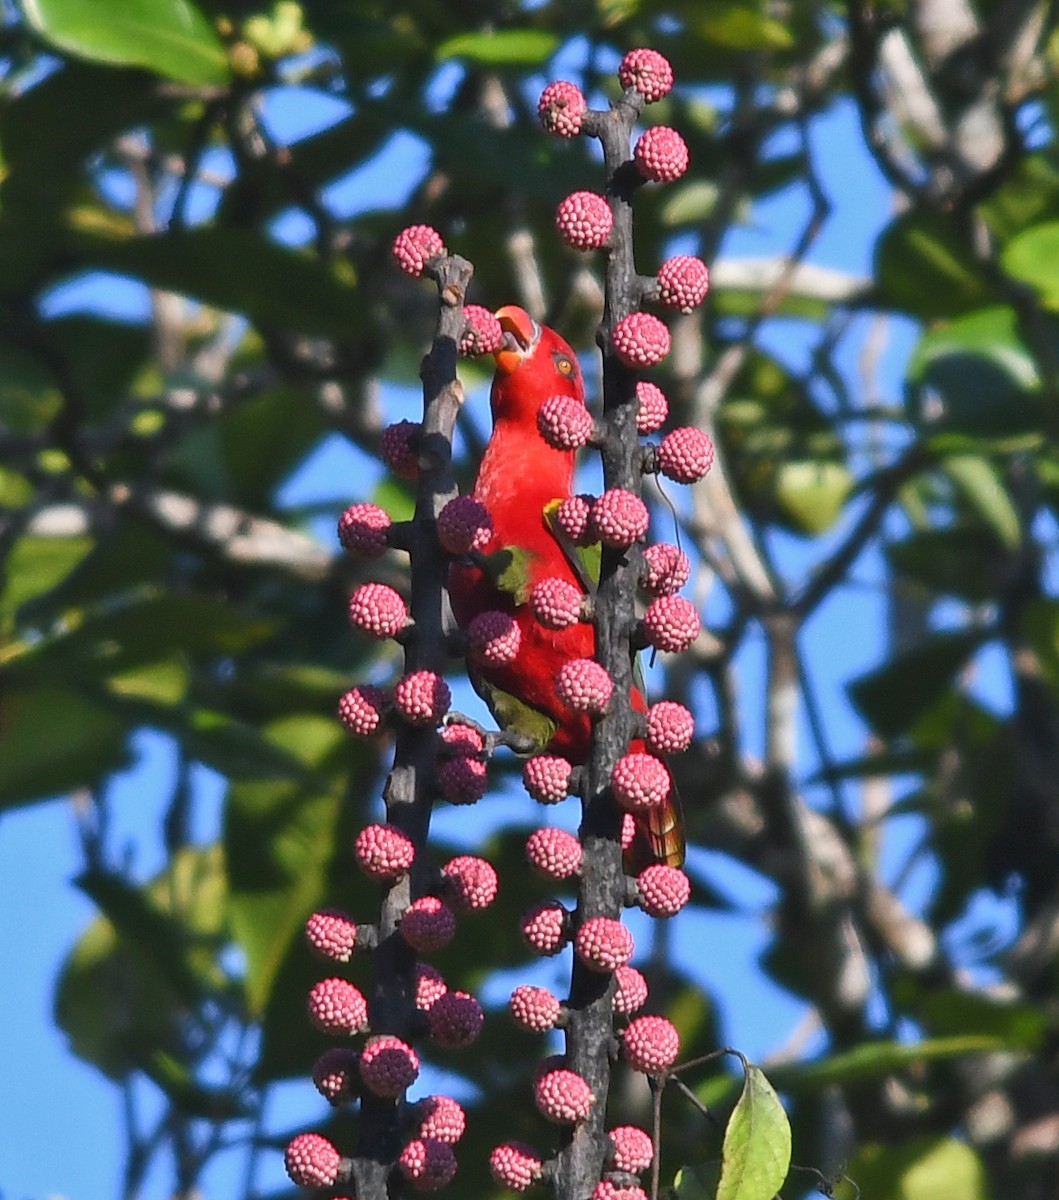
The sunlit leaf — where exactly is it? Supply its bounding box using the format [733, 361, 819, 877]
[716, 1064, 791, 1200]
[438, 29, 559, 65]
[1002, 221, 1059, 310]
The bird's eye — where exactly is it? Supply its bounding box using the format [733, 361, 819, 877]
[555, 355, 575, 375]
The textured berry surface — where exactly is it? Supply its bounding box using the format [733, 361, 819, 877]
[308, 977, 368, 1036]
[338, 502, 390, 557]
[555, 190, 613, 249]
[575, 915, 634, 972]
[359, 1035, 420, 1097]
[537, 393, 594, 449]
[428, 989, 484, 1047]
[437, 494, 493, 555]
[285, 1133, 343, 1189]
[417, 1094, 467, 1144]
[394, 670, 451, 726]
[637, 864, 691, 917]
[535, 1067, 594, 1123]
[398, 1138, 457, 1190]
[468, 609, 521, 665]
[338, 684, 388, 737]
[611, 752, 672, 811]
[556, 657, 613, 714]
[526, 826, 583, 879]
[415, 962, 448, 1011]
[634, 126, 689, 182]
[355, 822, 415, 880]
[621, 812, 637, 852]
[593, 1183, 649, 1200]
[348, 582, 408, 638]
[439, 722, 486, 755]
[635, 380, 668, 434]
[646, 701, 695, 754]
[381, 419, 420, 479]
[555, 494, 595, 544]
[591, 488, 649, 548]
[305, 909, 358, 961]
[618, 48, 673, 102]
[509, 984, 561, 1032]
[437, 754, 488, 806]
[608, 1125, 654, 1174]
[521, 900, 569, 955]
[612, 312, 670, 368]
[442, 855, 498, 910]
[623, 1015, 680, 1074]
[460, 304, 504, 356]
[614, 965, 649, 1014]
[531, 577, 584, 629]
[643, 595, 700, 653]
[657, 256, 710, 311]
[401, 896, 456, 952]
[490, 1142, 543, 1191]
[523, 754, 575, 804]
[312, 1047, 360, 1104]
[658, 426, 715, 483]
[392, 224, 445, 277]
[639, 543, 691, 596]
[538, 80, 587, 136]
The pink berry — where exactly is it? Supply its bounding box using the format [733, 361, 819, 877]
[555, 190, 613, 250]
[618, 48, 673, 102]
[634, 126, 689, 182]
[338, 502, 391, 557]
[575, 915, 634, 972]
[623, 1015, 680, 1074]
[530, 577, 584, 629]
[401, 895, 456, 953]
[308, 977, 368, 1036]
[646, 701, 694, 754]
[509, 984, 561, 1032]
[348, 582, 408, 638]
[394, 670, 451, 726]
[393, 224, 445, 277]
[537, 394, 595, 450]
[442, 855, 498, 910]
[523, 754, 575, 804]
[535, 1067, 594, 1124]
[538, 80, 587, 136]
[611, 753, 671, 811]
[639, 543, 690, 596]
[658, 426, 715, 483]
[285, 1132, 344, 1189]
[438, 722, 485, 755]
[460, 304, 504, 356]
[416, 1094, 467, 1144]
[637, 864, 691, 918]
[555, 493, 596, 544]
[312, 1047, 360, 1104]
[521, 900, 569, 955]
[593, 1183, 648, 1200]
[467, 609, 521, 665]
[614, 965, 649, 1014]
[612, 312, 670, 368]
[338, 684, 388, 737]
[556, 657, 613, 714]
[437, 494, 493, 555]
[635, 381, 668, 433]
[399, 1138, 457, 1190]
[591, 488, 649, 548]
[526, 827, 583, 879]
[657, 256, 710, 312]
[490, 1142, 544, 1192]
[621, 813, 637, 852]
[428, 989, 484, 1047]
[359, 1034, 420, 1098]
[305, 909, 358, 961]
[355, 822, 415, 880]
[608, 1125, 654, 1173]
[437, 754, 488, 806]
[643, 595, 700, 653]
[415, 962, 448, 1011]
[381, 419, 420, 478]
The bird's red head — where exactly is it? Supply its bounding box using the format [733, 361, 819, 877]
[490, 305, 585, 425]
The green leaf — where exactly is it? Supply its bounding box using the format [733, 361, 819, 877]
[437, 29, 560, 65]
[774, 460, 851, 534]
[941, 454, 1021, 548]
[20, 0, 229, 86]
[876, 210, 993, 318]
[844, 1136, 988, 1200]
[886, 526, 1008, 603]
[698, 3, 794, 49]
[716, 1064, 791, 1200]
[849, 631, 982, 738]
[1021, 599, 1059, 694]
[674, 1162, 721, 1199]
[1002, 221, 1059, 310]
[0, 535, 93, 616]
[659, 181, 720, 226]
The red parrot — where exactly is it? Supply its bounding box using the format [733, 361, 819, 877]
[447, 304, 684, 868]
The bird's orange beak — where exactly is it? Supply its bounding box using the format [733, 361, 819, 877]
[493, 305, 538, 374]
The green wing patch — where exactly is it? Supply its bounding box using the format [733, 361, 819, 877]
[475, 544, 538, 605]
[543, 499, 600, 594]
